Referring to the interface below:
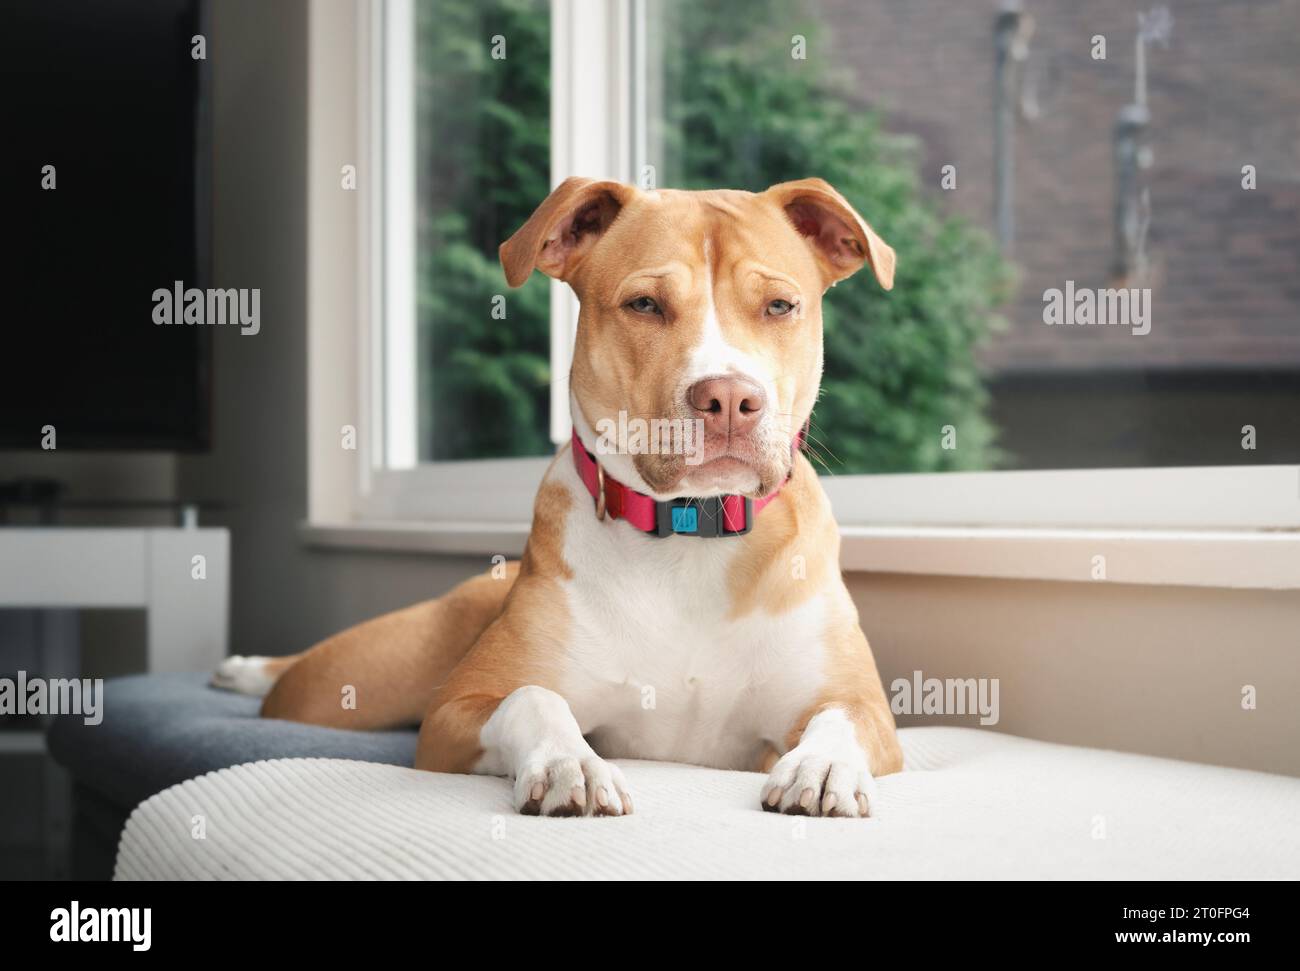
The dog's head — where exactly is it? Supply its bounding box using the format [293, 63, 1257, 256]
[500, 178, 893, 499]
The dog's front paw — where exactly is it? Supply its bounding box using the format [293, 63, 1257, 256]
[514, 753, 633, 818]
[760, 751, 876, 818]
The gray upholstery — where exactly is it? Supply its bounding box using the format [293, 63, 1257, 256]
[47, 672, 418, 877]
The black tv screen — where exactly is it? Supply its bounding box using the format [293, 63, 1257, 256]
[0, 0, 210, 451]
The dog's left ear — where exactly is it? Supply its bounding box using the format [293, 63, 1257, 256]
[499, 177, 635, 288]
[765, 178, 895, 291]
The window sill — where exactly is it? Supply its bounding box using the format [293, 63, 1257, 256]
[301, 520, 531, 557]
[300, 520, 1300, 589]
[838, 525, 1300, 590]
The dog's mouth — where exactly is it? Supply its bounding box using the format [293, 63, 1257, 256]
[679, 455, 762, 494]
[635, 446, 790, 499]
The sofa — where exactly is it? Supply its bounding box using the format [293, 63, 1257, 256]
[50, 673, 1300, 880]
[48, 673, 415, 879]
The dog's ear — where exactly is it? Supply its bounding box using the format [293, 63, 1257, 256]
[499, 177, 634, 287]
[765, 178, 895, 291]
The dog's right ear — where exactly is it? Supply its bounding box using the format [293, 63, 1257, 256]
[499, 177, 634, 288]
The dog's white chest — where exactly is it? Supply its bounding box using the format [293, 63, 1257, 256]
[556, 478, 826, 769]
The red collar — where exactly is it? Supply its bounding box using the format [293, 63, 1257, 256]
[570, 428, 790, 538]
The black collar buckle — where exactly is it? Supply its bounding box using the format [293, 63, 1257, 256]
[651, 495, 753, 538]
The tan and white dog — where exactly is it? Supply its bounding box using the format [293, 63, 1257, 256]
[214, 177, 903, 818]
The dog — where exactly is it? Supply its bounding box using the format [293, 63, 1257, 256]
[214, 177, 903, 817]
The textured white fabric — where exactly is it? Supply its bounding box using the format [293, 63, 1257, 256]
[114, 727, 1300, 880]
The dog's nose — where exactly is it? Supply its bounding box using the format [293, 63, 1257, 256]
[687, 376, 766, 438]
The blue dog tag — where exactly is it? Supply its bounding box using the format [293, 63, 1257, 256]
[671, 506, 698, 533]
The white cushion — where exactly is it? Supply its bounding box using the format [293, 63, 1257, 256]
[113, 726, 1300, 880]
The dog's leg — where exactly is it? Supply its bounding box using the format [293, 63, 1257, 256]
[221, 564, 519, 730]
[416, 491, 633, 817]
[413, 665, 631, 816]
[761, 624, 902, 818]
[419, 685, 632, 817]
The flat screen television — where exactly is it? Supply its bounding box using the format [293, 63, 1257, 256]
[0, 0, 211, 451]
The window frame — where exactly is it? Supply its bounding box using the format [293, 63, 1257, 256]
[360, 0, 557, 521]
[304, 0, 1300, 580]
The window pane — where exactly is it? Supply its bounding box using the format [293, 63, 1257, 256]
[645, 0, 1300, 473]
[414, 0, 551, 462]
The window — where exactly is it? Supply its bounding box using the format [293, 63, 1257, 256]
[308, 0, 1300, 560]
[380, 0, 552, 468]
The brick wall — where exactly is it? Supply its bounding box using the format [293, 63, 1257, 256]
[822, 0, 1300, 372]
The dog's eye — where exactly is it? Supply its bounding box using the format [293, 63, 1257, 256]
[766, 299, 796, 317]
[627, 296, 663, 316]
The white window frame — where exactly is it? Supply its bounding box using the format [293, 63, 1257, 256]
[304, 0, 1300, 587]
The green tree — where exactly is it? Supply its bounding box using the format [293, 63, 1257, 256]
[417, 0, 552, 461]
